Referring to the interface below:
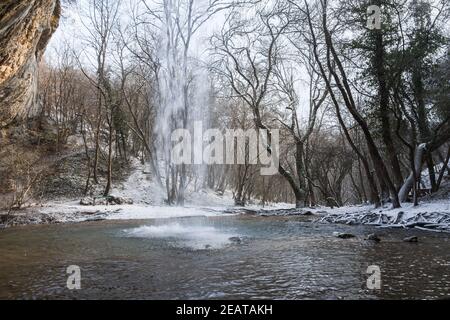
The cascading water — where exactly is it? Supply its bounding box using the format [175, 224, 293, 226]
[151, 0, 211, 205]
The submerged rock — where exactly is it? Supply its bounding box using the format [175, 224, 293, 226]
[403, 236, 418, 243]
[228, 236, 243, 244]
[333, 232, 356, 239]
[365, 233, 381, 242]
[84, 217, 106, 222]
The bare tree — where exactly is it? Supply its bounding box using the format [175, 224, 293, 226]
[78, 0, 121, 196]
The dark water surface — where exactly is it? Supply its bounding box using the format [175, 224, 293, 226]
[0, 215, 449, 299]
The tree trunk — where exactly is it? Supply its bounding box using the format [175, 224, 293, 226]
[321, 18, 400, 207]
[436, 147, 450, 189]
[104, 120, 113, 196]
[425, 153, 437, 192]
[399, 143, 427, 202]
[374, 7, 403, 191]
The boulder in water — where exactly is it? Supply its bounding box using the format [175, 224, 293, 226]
[365, 233, 381, 242]
[333, 232, 356, 239]
[403, 236, 418, 243]
[84, 217, 106, 222]
[229, 236, 243, 244]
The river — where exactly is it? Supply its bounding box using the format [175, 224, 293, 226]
[0, 214, 449, 299]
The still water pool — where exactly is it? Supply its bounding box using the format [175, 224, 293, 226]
[0, 215, 449, 299]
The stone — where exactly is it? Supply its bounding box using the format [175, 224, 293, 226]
[81, 195, 134, 206]
[111, 196, 133, 205]
[94, 198, 109, 206]
[333, 232, 356, 239]
[84, 217, 106, 222]
[229, 236, 242, 244]
[80, 197, 94, 206]
[403, 236, 418, 243]
[365, 233, 381, 242]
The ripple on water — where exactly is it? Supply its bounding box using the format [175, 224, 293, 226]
[0, 215, 449, 299]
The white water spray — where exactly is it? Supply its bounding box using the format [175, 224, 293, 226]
[124, 222, 239, 250]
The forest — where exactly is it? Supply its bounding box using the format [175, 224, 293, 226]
[1, 0, 449, 212]
[0, 0, 449, 300]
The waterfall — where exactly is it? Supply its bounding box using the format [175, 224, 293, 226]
[152, 0, 211, 205]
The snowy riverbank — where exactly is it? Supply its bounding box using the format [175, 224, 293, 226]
[1, 199, 449, 234]
[315, 201, 450, 233]
[0, 198, 297, 227]
[1, 160, 449, 231]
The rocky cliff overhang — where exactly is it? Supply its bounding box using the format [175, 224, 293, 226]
[0, 0, 60, 128]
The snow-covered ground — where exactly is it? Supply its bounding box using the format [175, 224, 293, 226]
[35, 202, 234, 223]
[310, 201, 450, 220]
[314, 201, 450, 232]
[32, 198, 449, 232]
[109, 159, 299, 208]
[35, 195, 296, 225]
[0, 160, 303, 226]
[1, 159, 449, 232]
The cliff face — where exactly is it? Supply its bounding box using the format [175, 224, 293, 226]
[0, 0, 60, 128]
